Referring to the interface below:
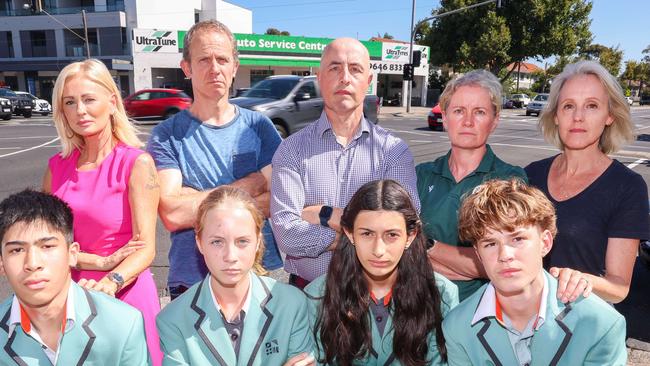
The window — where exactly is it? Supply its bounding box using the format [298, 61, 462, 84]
[291, 70, 311, 76]
[30, 31, 47, 57]
[250, 69, 274, 86]
[296, 81, 316, 98]
[134, 92, 151, 101]
[5, 32, 13, 57]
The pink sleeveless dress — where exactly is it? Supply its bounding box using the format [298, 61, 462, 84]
[49, 143, 162, 365]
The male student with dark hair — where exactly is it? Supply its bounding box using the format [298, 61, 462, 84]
[0, 190, 149, 365]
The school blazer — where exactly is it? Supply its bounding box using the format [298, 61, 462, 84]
[442, 270, 627, 366]
[304, 272, 459, 366]
[0, 281, 150, 366]
[156, 273, 313, 366]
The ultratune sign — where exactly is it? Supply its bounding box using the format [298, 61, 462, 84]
[381, 42, 429, 64]
[133, 29, 178, 53]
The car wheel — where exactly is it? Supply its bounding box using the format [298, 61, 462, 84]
[526, 111, 531, 116]
[2, 114, 10, 121]
[23, 111, 32, 118]
[163, 108, 180, 120]
[274, 123, 288, 139]
[41, 113, 49, 116]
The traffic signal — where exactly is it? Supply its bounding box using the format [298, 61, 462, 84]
[412, 50, 422, 68]
[403, 64, 413, 81]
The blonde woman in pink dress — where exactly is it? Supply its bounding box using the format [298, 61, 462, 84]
[42, 59, 162, 365]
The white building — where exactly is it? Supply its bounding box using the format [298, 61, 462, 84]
[0, 0, 251, 100]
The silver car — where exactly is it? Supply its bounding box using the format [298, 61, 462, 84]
[526, 93, 549, 116]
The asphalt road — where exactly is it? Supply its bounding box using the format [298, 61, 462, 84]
[1, 107, 650, 346]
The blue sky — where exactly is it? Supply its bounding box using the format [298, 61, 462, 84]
[234, 0, 649, 64]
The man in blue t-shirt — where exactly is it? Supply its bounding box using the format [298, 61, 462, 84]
[147, 20, 282, 299]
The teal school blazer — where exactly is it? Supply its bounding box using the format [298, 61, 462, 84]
[304, 272, 459, 366]
[156, 273, 313, 366]
[443, 270, 627, 366]
[0, 281, 150, 366]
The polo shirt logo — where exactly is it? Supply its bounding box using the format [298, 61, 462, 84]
[265, 339, 279, 355]
[428, 184, 435, 192]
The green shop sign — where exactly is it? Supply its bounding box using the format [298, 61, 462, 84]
[177, 31, 382, 59]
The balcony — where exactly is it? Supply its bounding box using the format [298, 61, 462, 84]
[0, 1, 124, 16]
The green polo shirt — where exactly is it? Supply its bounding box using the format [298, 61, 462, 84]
[416, 145, 527, 300]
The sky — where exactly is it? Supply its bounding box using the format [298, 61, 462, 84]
[234, 0, 650, 64]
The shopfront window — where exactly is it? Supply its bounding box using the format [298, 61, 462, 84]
[250, 69, 274, 86]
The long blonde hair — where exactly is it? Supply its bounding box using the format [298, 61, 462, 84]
[52, 59, 142, 157]
[195, 186, 267, 276]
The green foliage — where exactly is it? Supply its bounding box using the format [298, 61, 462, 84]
[265, 28, 290, 36]
[578, 44, 623, 76]
[425, 0, 592, 79]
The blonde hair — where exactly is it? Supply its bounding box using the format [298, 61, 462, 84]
[540, 60, 634, 154]
[52, 59, 142, 158]
[458, 178, 557, 245]
[439, 69, 502, 116]
[195, 186, 267, 276]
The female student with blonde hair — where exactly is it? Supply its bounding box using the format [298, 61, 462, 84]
[157, 186, 314, 366]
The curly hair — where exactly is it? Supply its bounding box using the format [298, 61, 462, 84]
[314, 179, 447, 366]
[458, 178, 557, 246]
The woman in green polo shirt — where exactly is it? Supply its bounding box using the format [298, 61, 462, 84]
[304, 179, 458, 366]
[416, 69, 527, 301]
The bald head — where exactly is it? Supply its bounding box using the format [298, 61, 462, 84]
[318, 37, 373, 118]
[321, 37, 370, 65]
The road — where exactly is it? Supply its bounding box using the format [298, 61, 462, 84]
[1, 107, 650, 350]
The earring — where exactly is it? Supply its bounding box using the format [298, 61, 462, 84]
[110, 114, 116, 133]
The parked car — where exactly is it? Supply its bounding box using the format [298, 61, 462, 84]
[124, 88, 192, 119]
[0, 97, 11, 120]
[625, 96, 634, 106]
[526, 93, 549, 116]
[15, 91, 51, 116]
[0, 88, 34, 118]
[230, 75, 380, 138]
[510, 93, 530, 108]
[639, 95, 650, 106]
[427, 104, 443, 131]
[502, 97, 514, 109]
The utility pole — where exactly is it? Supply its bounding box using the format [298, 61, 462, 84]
[405, 0, 416, 113]
[82, 10, 90, 58]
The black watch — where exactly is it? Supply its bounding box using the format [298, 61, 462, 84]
[107, 272, 125, 291]
[319, 205, 334, 227]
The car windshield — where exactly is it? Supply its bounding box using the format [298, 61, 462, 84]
[534, 94, 549, 102]
[0, 89, 17, 98]
[241, 78, 300, 100]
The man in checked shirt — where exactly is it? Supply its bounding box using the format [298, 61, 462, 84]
[270, 37, 419, 289]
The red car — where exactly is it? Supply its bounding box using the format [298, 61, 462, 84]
[427, 104, 444, 131]
[124, 88, 192, 119]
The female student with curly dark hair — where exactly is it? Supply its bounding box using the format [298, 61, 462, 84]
[304, 179, 458, 366]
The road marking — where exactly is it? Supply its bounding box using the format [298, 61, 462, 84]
[410, 140, 433, 143]
[0, 135, 57, 140]
[0, 137, 59, 158]
[627, 159, 646, 169]
[386, 128, 434, 136]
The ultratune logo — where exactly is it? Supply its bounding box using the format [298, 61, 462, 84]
[385, 46, 409, 59]
[135, 31, 176, 52]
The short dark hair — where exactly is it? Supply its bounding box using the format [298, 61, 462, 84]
[0, 189, 74, 249]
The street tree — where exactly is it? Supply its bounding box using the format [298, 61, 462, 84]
[424, 0, 592, 81]
[579, 44, 623, 76]
[265, 28, 290, 36]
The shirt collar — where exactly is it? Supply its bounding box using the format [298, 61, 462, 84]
[209, 273, 253, 316]
[471, 271, 548, 330]
[316, 111, 371, 139]
[440, 144, 497, 181]
[8, 282, 76, 337]
[369, 288, 393, 307]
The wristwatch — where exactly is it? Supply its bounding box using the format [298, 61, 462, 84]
[319, 205, 334, 227]
[107, 272, 125, 291]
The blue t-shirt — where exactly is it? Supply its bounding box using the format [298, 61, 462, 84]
[147, 107, 283, 288]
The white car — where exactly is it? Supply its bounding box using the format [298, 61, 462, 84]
[0, 97, 11, 120]
[510, 93, 531, 108]
[16, 91, 51, 116]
